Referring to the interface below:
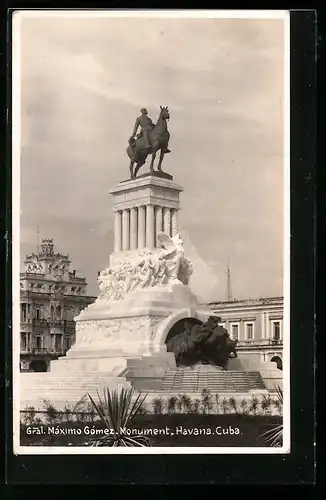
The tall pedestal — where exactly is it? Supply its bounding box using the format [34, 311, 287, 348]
[48, 174, 212, 394]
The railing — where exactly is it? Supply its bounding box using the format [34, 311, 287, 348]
[48, 348, 67, 355]
[32, 348, 49, 354]
[49, 319, 64, 327]
[21, 318, 75, 328]
[32, 319, 48, 326]
[20, 347, 67, 355]
[20, 347, 33, 354]
[237, 339, 283, 347]
[69, 275, 86, 282]
[64, 320, 75, 328]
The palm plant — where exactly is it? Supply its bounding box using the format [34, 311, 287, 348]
[260, 385, 283, 447]
[167, 396, 178, 415]
[21, 406, 36, 426]
[214, 394, 220, 414]
[152, 397, 165, 415]
[272, 385, 283, 415]
[201, 388, 213, 414]
[222, 397, 229, 414]
[192, 398, 201, 414]
[178, 394, 193, 413]
[229, 396, 238, 414]
[87, 387, 152, 447]
[239, 398, 248, 415]
[42, 399, 59, 424]
[261, 394, 272, 415]
[250, 396, 259, 415]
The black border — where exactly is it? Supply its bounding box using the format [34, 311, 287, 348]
[4, 8, 316, 485]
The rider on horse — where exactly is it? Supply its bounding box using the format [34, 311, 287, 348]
[131, 108, 154, 150]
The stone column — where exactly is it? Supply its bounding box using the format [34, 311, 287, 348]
[261, 312, 265, 339]
[171, 209, 178, 236]
[163, 207, 172, 237]
[138, 205, 146, 249]
[155, 206, 163, 245]
[113, 211, 122, 253]
[122, 209, 130, 251]
[146, 204, 155, 248]
[130, 207, 138, 250]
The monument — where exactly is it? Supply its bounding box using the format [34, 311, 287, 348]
[20, 106, 281, 407]
[47, 105, 218, 390]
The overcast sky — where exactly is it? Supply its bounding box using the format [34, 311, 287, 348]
[17, 12, 286, 301]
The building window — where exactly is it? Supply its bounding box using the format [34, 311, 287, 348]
[65, 337, 72, 350]
[21, 333, 27, 349]
[246, 323, 254, 340]
[55, 335, 62, 351]
[21, 303, 27, 322]
[36, 308, 41, 320]
[231, 324, 239, 340]
[273, 321, 281, 340]
[36, 336, 42, 349]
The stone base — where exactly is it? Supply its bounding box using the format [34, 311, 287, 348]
[47, 282, 213, 395]
[120, 170, 173, 182]
[228, 356, 283, 391]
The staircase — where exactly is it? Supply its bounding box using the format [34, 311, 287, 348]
[160, 369, 267, 393]
[20, 372, 130, 410]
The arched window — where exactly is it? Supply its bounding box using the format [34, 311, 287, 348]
[56, 305, 61, 319]
[270, 356, 283, 371]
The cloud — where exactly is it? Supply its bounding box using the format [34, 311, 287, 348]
[18, 14, 285, 299]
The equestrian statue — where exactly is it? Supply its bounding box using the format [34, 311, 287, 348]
[126, 106, 171, 179]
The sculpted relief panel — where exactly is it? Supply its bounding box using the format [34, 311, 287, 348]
[75, 315, 162, 347]
[96, 233, 193, 303]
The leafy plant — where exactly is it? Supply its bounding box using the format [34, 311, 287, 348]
[87, 387, 152, 447]
[250, 396, 259, 415]
[178, 394, 193, 413]
[272, 385, 283, 415]
[21, 406, 36, 425]
[201, 389, 213, 414]
[42, 399, 58, 424]
[62, 405, 73, 423]
[176, 397, 183, 413]
[229, 396, 238, 414]
[222, 397, 229, 414]
[261, 394, 272, 415]
[192, 398, 201, 414]
[152, 397, 165, 415]
[136, 402, 149, 415]
[167, 396, 178, 415]
[260, 385, 283, 447]
[239, 398, 248, 415]
[215, 394, 220, 414]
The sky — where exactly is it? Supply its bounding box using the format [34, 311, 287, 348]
[17, 12, 286, 301]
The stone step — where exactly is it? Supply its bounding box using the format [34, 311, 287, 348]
[159, 370, 267, 393]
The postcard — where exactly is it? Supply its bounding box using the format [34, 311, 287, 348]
[12, 9, 290, 454]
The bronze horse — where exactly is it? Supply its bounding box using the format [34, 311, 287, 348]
[127, 106, 171, 179]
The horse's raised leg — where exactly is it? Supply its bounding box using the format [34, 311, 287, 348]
[150, 152, 156, 172]
[157, 149, 165, 171]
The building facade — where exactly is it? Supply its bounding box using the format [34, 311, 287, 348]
[20, 239, 96, 372]
[209, 297, 283, 370]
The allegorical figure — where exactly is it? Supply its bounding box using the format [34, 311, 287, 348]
[131, 108, 154, 150]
